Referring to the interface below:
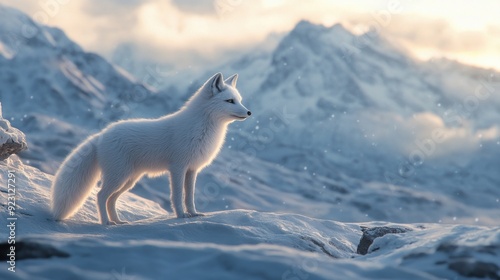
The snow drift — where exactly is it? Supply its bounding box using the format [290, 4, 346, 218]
[1, 157, 499, 280]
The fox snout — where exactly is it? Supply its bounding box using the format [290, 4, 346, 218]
[236, 107, 251, 120]
[231, 107, 251, 121]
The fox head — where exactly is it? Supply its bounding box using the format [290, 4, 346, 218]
[194, 72, 251, 123]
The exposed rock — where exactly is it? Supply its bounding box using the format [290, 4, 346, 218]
[357, 226, 411, 255]
[0, 240, 69, 260]
[0, 102, 27, 160]
[0, 141, 26, 160]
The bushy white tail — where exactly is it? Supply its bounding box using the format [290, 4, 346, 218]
[51, 136, 100, 220]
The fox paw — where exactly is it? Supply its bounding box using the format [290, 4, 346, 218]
[177, 212, 205, 218]
[187, 212, 205, 217]
[106, 220, 128, 225]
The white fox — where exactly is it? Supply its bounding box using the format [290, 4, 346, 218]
[51, 73, 251, 225]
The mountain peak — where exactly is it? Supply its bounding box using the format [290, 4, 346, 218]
[291, 20, 352, 39]
[0, 3, 30, 22]
[276, 20, 357, 60]
[264, 20, 358, 88]
[0, 4, 81, 58]
[293, 20, 327, 33]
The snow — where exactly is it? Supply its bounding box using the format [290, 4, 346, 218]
[0, 41, 14, 60]
[0, 102, 26, 153]
[0, 4, 179, 172]
[197, 20, 500, 228]
[0, 4, 499, 279]
[1, 156, 499, 279]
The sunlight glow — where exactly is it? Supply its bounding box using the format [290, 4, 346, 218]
[1, 0, 498, 70]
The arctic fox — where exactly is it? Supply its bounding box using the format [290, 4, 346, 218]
[51, 73, 251, 225]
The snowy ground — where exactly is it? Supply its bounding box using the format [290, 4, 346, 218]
[0, 4, 499, 279]
[1, 156, 499, 280]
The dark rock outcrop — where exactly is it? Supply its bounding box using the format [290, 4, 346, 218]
[1, 241, 69, 261]
[0, 102, 27, 160]
[357, 226, 411, 255]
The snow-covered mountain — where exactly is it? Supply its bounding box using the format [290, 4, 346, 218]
[0, 4, 179, 172]
[211, 20, 500, 172]
[195, 20, 500, 224]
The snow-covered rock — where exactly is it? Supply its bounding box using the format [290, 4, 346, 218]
[0, 102, 27, 160]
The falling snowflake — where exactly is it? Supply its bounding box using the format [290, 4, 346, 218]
[110, 267, 135, 280]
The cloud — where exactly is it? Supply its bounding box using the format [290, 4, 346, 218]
[378, 16, 490, 52]
[83, 0, 145, 16]
[347, 14, 500, 70]
[359, 111, 499, 162]
[2, 0, 356, 64]
[1, 0, 498, 71]
[100, 0, 347, 65]
[170, 0, 216, 15]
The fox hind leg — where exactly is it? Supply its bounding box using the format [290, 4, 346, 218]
[97, 173, 128, 225]
[107, 176, 139, 224]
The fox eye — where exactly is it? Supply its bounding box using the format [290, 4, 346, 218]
[225, 99, 235, 104]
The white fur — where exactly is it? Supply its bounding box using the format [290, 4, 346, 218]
[51, 73, 250, 225]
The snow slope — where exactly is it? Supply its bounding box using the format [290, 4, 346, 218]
[207, 20, 500, 177]
[0, 4, 179, 173]
[193, 20, 500, 225]
[1, 157, 499, 280]
[195, 151, 500, 225]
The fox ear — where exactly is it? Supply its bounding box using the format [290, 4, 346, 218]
[210, 72, 225, 95]
[224, 74, 238, 87]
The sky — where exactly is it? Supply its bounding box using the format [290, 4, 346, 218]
[1, 0, 499, 71]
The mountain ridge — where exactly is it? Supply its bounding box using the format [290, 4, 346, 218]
[0, 4, 179, 172]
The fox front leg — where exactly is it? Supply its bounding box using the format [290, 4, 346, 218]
[184, 169, 204, 217]
[169, 169, 188, 218]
